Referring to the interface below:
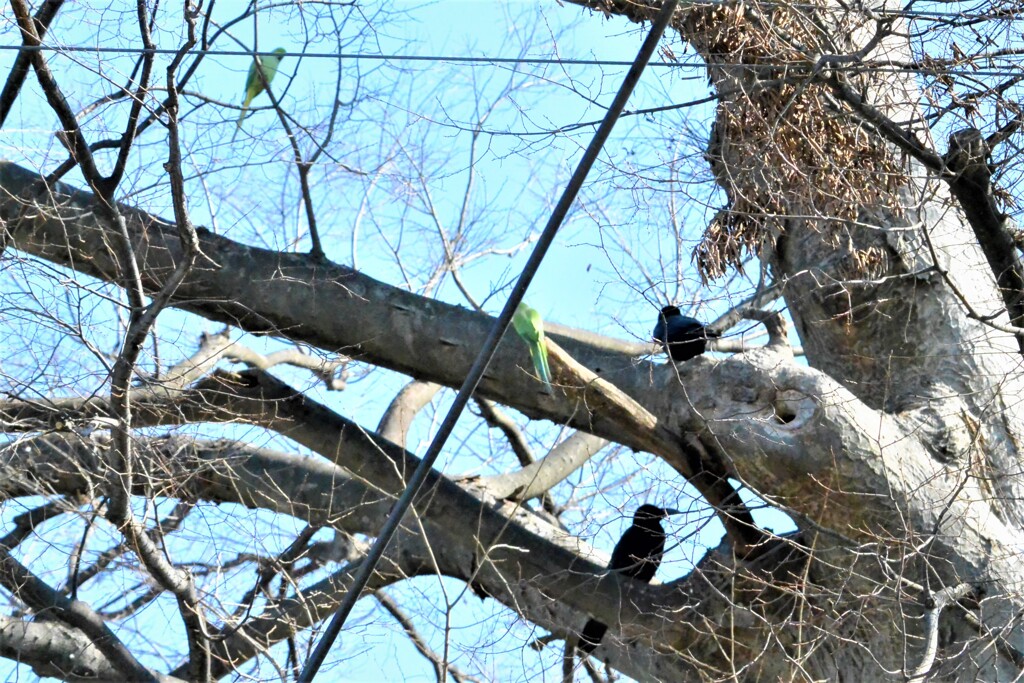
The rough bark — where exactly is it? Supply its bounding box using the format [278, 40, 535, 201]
[0, 616, 182, 683]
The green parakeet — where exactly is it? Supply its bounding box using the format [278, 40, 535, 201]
[512, 302, 552, 389]
[236, 47, 286, 129]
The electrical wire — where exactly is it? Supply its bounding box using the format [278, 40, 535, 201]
[2, 44, 1024, 79]
[294, 0, 681, 680]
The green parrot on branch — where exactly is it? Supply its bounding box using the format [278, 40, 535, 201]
[512, 302, 552, 390]
[236, 47, 286, 129]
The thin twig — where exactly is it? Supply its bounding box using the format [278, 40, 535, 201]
[374, 590, 473, 683]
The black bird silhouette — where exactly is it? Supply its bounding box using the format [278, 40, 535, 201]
[652, 305, 719, 362]
[578, 504, 676, 655]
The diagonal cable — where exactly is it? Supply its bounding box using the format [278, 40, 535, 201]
[296, 1, 680, 680]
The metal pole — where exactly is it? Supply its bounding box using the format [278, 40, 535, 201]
[297, 3, 679, 679]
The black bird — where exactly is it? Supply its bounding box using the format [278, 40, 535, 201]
[578, 504, 676, 655]
[652, 305, 719, 362]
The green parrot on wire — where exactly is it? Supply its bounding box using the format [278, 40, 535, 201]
[236, 47, 286, 129]
[512, 302, 552, 390]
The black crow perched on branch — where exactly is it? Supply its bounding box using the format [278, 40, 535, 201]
[578, 504, 678, 655]
[653, 305, 719, 362]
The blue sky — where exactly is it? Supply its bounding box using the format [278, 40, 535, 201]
[0, 1, 790, 681]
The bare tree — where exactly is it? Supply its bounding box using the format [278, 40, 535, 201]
[1, 0, 1024, 681]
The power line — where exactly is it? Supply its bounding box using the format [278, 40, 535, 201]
[0, 42, 655, 66]
[3, 44, 1024, 80]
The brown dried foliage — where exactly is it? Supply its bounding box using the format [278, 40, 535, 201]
[682, 1, 910, 281]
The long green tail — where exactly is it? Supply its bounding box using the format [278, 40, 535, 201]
[529, 343, 551, 388]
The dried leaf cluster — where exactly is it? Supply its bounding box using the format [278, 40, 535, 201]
[682, 2, 909, 280]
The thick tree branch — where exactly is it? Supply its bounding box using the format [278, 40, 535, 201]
[0, 616, 183, 683]
[0, 161, 762, 551]
[0, 544, 154, 681]
[1, 314, 1022, 663]
[476, 431, 607, 503]
[5, 347, 1022, 677]
[377, 380, 441, 449]
[0, 159, 635, 427]
[0, 412, 708, 679]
